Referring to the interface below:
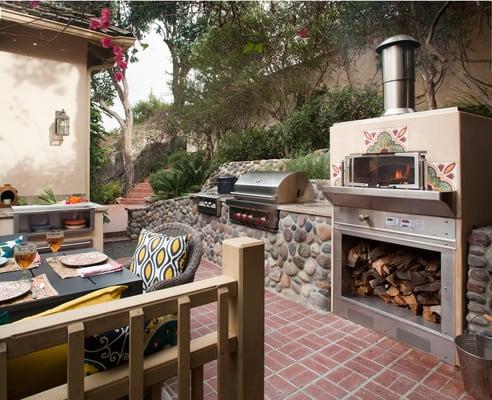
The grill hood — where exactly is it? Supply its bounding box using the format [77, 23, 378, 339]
[231, 171, 314, 204]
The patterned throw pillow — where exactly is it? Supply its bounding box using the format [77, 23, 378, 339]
[130, 229, 189, 291]
[0, 235, 24, 258]
[84, 314, 177, 375]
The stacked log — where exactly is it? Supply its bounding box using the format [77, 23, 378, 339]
[347, 242, 441, 323]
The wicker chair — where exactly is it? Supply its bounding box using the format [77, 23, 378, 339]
[128, 222, 203, 292]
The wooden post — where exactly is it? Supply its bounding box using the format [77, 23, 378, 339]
[67, 322, 85, 400]
[191, 366, 204, 400]
[178, 296, 191, 400]
[0, 342, 7, 400]
[129, 308, 144, 400]
[217, 287, 229, 400]
[222, 238, 264, 400]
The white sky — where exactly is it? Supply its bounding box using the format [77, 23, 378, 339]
[102, 30, 173, 130]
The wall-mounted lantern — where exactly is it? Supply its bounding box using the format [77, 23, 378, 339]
[55, 109, 70, 136]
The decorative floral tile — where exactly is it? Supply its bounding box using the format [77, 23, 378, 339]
[363, 126, 408, 153]
[426, 161, 458, 191]
[332, 162, 343, 186]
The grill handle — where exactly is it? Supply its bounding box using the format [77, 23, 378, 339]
[230, 192, 277, 202]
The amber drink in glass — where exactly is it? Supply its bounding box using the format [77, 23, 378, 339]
[46, 230, 64, 253]
[14, 242, 37, 282]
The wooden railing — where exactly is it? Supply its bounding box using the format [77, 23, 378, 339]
[0, 237, 265, 400]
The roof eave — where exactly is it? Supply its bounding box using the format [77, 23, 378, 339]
[0, 7, 135, 49]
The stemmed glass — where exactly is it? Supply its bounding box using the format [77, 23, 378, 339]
[46, 230, 64, 253]
[14, 242, 37, 283]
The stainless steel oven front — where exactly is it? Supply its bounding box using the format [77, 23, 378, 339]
[344, 151, 426, 189]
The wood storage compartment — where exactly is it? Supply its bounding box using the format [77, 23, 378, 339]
[343, 236, 442, 325]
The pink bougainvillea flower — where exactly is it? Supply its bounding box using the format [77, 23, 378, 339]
[89, 18, 101, 30]
[30, 1, 39, 8]
[112, 45, 123, 57]
[297, 26, 309, 39]
[100, 36, 113, 49]
[100, 8, 112, 29]
[116, 59, 128, 70]
[114, 71, 124, 82]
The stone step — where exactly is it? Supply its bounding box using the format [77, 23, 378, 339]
[120, 199, 147, 205]
[124, 195, 149, 200]
[129, 188, 153, 194]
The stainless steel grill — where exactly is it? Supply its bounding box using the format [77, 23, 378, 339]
[226, 171, 314, 231]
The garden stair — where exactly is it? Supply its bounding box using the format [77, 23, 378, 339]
[120, 181, 154, 205]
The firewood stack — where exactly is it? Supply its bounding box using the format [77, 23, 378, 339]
[347, 242, 441, 323]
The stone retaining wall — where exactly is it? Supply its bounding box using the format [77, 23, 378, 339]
[127, 197, 332, 311]
[466, 227, 492, 336]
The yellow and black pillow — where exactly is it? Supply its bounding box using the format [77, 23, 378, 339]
[130, 229, 189, 291]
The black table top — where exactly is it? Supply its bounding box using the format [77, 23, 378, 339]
[0, 248, 142, 322]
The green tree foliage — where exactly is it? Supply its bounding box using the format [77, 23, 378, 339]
[214, 86, 382, 163]
[133, 93, 170, 124]
[213, 128, 284, 164]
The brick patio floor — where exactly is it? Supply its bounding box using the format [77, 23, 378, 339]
[163, 260, 470, 400]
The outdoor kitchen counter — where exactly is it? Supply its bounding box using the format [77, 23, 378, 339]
[277, 200, 332, 219]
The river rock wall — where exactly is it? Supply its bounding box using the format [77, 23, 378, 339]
[466, 226, 492, 336]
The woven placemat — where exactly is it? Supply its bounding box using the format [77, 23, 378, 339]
[0, 257, 40, 274]
[47, 256, 121, 279]
[0, 273, 59, 307]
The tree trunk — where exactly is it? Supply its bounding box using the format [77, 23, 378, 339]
[420, 71, 438, 109]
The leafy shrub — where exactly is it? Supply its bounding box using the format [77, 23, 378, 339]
[149, 169, 189, 200]
[213, 86, 382, 163]
[91, 181, 123, 205]
[283, 153, 330, 179]
[214, 128, 284, 164]
[150, 149, 212, 199]
[281, 86, 383, 155]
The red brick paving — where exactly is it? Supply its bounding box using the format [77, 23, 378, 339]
[162, 260, 469, 400]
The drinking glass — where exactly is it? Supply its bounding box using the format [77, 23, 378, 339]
[46, 230, 64, 253]
[14, 242, 37, 282]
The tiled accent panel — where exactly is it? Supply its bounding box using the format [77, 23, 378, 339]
[127, 198, 332, 311]
[466, 226, 492, 336]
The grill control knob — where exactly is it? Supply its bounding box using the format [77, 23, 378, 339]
[358, 214, 370, 222]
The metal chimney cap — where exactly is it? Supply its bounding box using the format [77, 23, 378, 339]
[376, 34, 421, 53]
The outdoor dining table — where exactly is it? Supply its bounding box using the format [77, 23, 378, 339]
[0, 247, 142, 322]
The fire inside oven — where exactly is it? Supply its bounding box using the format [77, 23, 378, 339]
[345, 152, 424, 188]
[341, 234, 441, 328]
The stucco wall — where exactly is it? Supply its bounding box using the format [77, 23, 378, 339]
[0, 24, 89, 199]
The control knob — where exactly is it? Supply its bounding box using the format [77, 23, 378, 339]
[358, 214, 370, 222]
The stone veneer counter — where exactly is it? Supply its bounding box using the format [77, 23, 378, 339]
[128, 197, 333, 311]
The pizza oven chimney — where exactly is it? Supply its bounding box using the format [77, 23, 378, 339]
[376, 34, 421, 116]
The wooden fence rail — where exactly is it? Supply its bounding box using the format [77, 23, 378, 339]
[0, 237, 264, 400]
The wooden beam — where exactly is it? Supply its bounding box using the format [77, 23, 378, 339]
[178, 296, 191, 400]
[67, 323, 85, 400]
[0, 8, 135, 48]
[129, 308, 144, 400]
[191, 366, 203, 400]
[27, 333, 238, 400]
[0, 276, 237, 358]
[217, 287, 229, 400]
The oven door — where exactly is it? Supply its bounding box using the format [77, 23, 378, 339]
[344, 152, 424, 189]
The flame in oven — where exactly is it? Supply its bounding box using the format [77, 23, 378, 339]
[391, 165, 412, 183]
